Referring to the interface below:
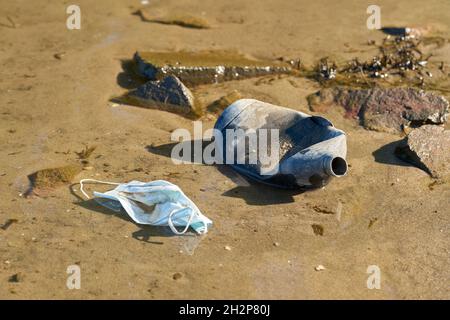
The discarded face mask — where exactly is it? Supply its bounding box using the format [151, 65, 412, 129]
[214, 99, 348, 188]
[79, 179, 212, 235]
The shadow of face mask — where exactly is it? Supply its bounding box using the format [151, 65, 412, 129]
[79, 179, 212, 235]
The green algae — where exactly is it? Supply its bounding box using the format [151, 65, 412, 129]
[207, 90, 243, 114]
[29, 164, 82, 189]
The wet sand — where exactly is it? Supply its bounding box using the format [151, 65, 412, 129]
[0, 0, 449, 299]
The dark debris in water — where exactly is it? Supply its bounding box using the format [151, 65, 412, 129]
[1, 218, 18, 230]
[75, 145, 96, 160]
[311, 224, 324, 236]
[306, 33, 450, 94]
[317, 58, 337, 80]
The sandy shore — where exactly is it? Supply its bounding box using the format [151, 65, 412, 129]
[0, 0, 449, 299]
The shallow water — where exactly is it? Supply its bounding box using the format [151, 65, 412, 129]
[0, 0, 449, 299]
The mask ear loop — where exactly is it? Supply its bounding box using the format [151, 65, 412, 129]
[166, 189, 209, 235]
[167, 207, 209, 235]
[79, 179, 120, 199]
[167, 207, 197, 235]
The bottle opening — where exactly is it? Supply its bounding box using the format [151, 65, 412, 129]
[330, 157, 347, 176]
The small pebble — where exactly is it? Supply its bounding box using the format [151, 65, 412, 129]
[8, 273, 23, 283]
[273, 242, 280, 247]
[224, 245, 231, 251]
[54, 52, 65, 60]
[315, 265, 326, 271]
[172, 272, 183, 280]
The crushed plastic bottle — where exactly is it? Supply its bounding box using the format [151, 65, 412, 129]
[214, 99, 348, 189]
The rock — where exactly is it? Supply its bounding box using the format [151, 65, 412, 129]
[224, 245, 232, 251]
[127, 75, 195, 114]
[314, 265, 326, 271]
[395, 125, 450, 178]
[133, 51, 292, 86]
[53, 52, 65, 60]
[172, 272, 183, 280]
[308, 87, 449, 133]
[8, 273, 23, 283]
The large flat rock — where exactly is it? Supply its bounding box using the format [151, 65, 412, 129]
[308, 87, 449, 133]
[395, 125, 450, 178]
[133, 51, 292, 86]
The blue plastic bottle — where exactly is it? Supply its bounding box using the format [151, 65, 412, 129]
[214, 99, 347, 188]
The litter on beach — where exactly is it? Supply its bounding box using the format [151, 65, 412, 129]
[214, 99, 348, 189]
[79, 179, 212, 235]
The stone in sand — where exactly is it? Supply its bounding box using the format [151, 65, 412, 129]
[127, 75, 195, 113]
[8, 273, 23, 283]
[395, 125, 450, 179]
[308, 87, 449, 133]
[133, 51, 292, 86]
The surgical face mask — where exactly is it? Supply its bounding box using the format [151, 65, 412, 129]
[79, 179, 212, 235]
